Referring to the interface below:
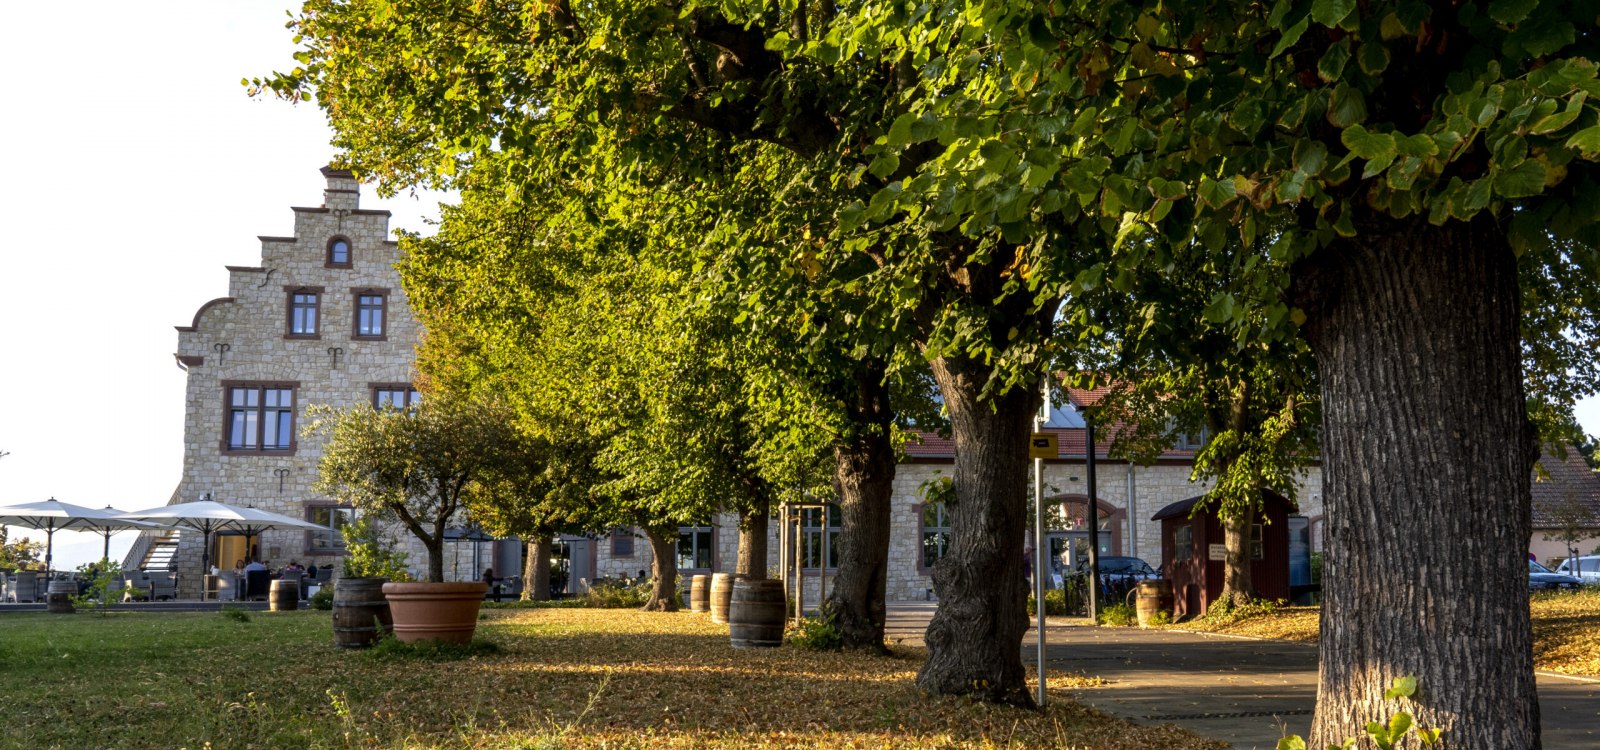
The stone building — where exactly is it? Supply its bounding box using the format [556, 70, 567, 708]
[124, 167, 438, 596]
[580, 389, 1327, 605]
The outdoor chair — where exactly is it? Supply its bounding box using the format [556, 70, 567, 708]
[243, 570, 271, 601]
[204, 574, 236, 601]
[149, 572, 177, 601]
[12, 572, 39, 604]
[123, 572, 152, 602]
[1, 575, 9, 602]
[105, 576, 126, 601]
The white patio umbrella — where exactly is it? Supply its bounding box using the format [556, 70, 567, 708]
[117, 496, 328, 581]
[0, 498, 163, 573]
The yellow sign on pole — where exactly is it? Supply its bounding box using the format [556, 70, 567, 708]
[1028, 432, 1058, 459]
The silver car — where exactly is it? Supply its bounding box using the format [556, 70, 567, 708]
[1553, 555, 1600, 586]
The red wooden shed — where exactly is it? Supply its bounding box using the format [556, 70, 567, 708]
[1152, 489, 1294, 620]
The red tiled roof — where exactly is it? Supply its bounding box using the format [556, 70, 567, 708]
[1531, 449, 1600, 528]
[901, 427, 1197, 461]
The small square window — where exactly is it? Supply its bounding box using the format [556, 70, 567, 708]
[373, 385, 422, 411]
[611, 531, 635, 557]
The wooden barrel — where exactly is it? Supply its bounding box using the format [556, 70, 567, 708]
[269, 579, 299, 611]
[689, 574, 711, 613]
[46, 579, 75, 614]
[728, 579, 785, 649]
[334, 578, 393, 649]
[709, 573, 736, 624]
[1136, 579, 1174, 627]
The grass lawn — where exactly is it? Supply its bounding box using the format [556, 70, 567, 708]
[0, 606, 1223, 750]
[1168, 588, 1600, 677]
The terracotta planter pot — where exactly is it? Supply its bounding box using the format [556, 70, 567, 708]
[381, 581, 489, 645]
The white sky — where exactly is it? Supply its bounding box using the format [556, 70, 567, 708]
[0, 3, 1597, 572]
[0, 2, 448, 570]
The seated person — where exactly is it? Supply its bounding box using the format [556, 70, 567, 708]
[283, 561, 305, 574]
[232, 559, 246, 576]
[243, 559, 268, 573]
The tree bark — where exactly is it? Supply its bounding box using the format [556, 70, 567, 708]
[737, 500, 769, 579]
[1218, 513, 1256, 609]
[1295, 214, 1539, 749]
[524, 534, 552, 601]
[641, 527, 680, 612]
[820, 358, 896, 652]
[916, 354, 1040, 707]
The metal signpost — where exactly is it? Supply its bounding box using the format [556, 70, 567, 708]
[1030, 376, 1054, 707]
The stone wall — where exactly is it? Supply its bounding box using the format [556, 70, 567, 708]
[136, 168, 426, 597]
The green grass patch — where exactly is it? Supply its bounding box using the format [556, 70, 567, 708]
[0, 608, 1222, 749]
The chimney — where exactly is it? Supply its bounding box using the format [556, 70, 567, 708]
[319, 164, 360, 211]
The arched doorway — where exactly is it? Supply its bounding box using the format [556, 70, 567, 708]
[1043, 495, 1124, 586]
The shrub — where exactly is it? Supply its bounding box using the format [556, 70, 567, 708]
[220, 606, 251, 623]
[338, 515, 413, 581]
[1026, 588, 1069, 617]
[1098, 602, 1137, 627]
[1145, 609, 1173, 627]
[788, 613, 843, 651]
[583, 578, 650, 608]
[308, 586, 334, 610]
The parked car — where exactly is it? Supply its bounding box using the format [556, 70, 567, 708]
[1073, 556, 1160, 581]
[1553, 555, 1600, 586]
[1529, 560, 1584, 591]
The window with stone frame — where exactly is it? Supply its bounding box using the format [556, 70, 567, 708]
[306, 505, 353, 552]
[800, 506, 841, 570]
[327, 236, 352, 267]
[921, 503, 951, 569]
[611, 530, 635, 557]
[286, 288, 322, 337]
[225, 384, 296, 453]
[677, 526, 714, 571]
[372, 385, 422, 411]
[353, 289, 387, 339]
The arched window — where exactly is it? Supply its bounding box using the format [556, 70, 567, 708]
[327, 237, 352, 267]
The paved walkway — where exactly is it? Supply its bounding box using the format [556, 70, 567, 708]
[886, 603, 1600, 749]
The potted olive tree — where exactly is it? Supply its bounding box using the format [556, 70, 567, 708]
[309, 394, 517, 644]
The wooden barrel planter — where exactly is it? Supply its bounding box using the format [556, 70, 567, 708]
[269, 579, 300, 611]
[728, 579, 785, 649]
[689, 574, 711, 613]
[333, 578, 393, 649]
[709, 573, 735, 624]
[1135, 579, 1174, 628]
[46, 578, 75, 614]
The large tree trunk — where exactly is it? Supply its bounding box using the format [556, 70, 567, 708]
[523, 535, 552, 601]
[821, 359, 896, 652]
[1296, 214, 1538, 749]
[641, 528, 680, 612]
[737, 500, 769, 579]
[916, 355, 1040, 707]
[1217, 513, 1255, 609]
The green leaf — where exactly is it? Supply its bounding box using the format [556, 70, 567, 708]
[1493, 159, 1547, 197]
[1529, 109, 1580, 136]
[1197, 176, 1238, 209]
[1384, 675, 1419, 700]
[1294, 140, 1330, 175]
[1277, 737, 1308, 750]
[1461, 176, 1493, 214]
[1311, 0, 1356, 28]
[1318, 39, 1352, 82]
[1358, 41, 1391, 75]
[1342, 125, 1397, 160]
[1567, 125, 1600, 156]
[1271, 17, 1310, 58]
[1394, 133, 1438, 158]
[1388, 712, 1413, 740]
[867, 153, 900, 179]
[1417, 727, 1443, 746]
[1327, 85, 1368, 127]
[1488, 0, 1539, 25]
